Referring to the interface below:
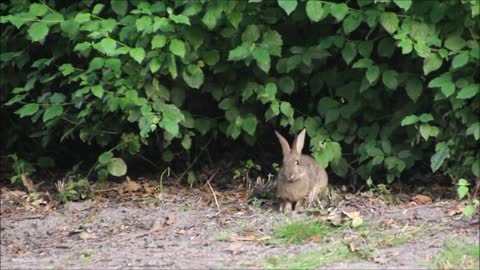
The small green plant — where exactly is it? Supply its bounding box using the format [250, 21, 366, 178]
[56, 178, 94, 203]
[264, 242, 358, 269]
[250, 197, 262, 210]
[271, 219, 332, 244]
[233, 159, 262, 182]
[456, 178, 480, 217]
[366, 177, 395, 204]
[431, 241, 480, 270]
[8, 154, 36, 184]
[156, 167, 171, 193]
[79, 249, 94, 263]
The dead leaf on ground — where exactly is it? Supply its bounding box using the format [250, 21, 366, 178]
[303, 235, 321, 243]
[349, 241, 356, 252]
[234, 235, 257, 241]
[21, 174, 34, 193]
[165, 215, 175, 226]
[238, 192, 249, 201]
[412, 194, 432, 204]
[121, 176, 142, 193]
[227, 243, 241, 254]
[79, 232, 97, 240]
[342, 210, 360, 219]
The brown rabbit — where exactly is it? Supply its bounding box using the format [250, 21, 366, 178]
[275, 128, 328, 212]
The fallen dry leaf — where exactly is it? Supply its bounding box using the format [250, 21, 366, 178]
[121, 176, 142, 193]
[238, 192, 249, 201]
[342, 210, 360, 219]
[227, 243, 241, 254]
[21, 174, 34, 193]
[303, 235, 321, 243]
[412, 194, 432, 204]
[165, 215, 175, 226]
[349, 241, 356, 252]
[79, 232, 97, 240]
[234, 235, 257, 241]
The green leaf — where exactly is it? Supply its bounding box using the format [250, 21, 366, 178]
[419, 124, 439, 141]
[366, 65, 380, 84]
[111, 0, 128, 16]
[98, 38, 116, 55]
[203, 50, 220, 66]
[129, 47, 145, 63]
[444, 34, 466, 52]
[107, 158, 127, 177]
[59, 64, 75, 76]
[168, 54, 177, 79]
[181, 135, 192, 150]
[98, 152, 113, 164]
[92, 3, 104, 15]
[306, 0, 325, 22]
[152, 35, 167, 49]
[329, 3, 349, 21]
[29, 3, 48, 16]
[457, 84, 479, 99]
[352, 216, 363, 228]
[463, 205, 475, 217]
[74, 13, 91, 23]
[473, 160, 480, 177]
[242, 114, 257, 135]
[343, 13, 362, 34]
[278, 76, 295, 95]
[252, 46, 271, 73]
[418, 113, 434, 123]
[5, 94, 27, 106]
[457, 185, 469, 200]
[366, 147, 383, 157]
[401, 115, 418, 126]
[228, 44, 250, 61]
[15, 104, 39, 118]
[169, 14, 190, 25]
[423, 53, 442, 75]
[382, 70, 398, 90]
[43, 104, 63, 122]
[278, 0, 298, 15]
[466, 122, 480, 140]
[182, 64, 204, 89]
[280, 101, 294, 119]
[451, 52, 469, 69]
[89, 57, 104, 71]
[393, 0, 412, 11]
[430, 145, 450, 172]
[169, 39, 186, 58]
[91, 85, 104, 98]
[379, 12, 399, 34]
[341, 42, 356, 65]
[28, 22, 49, 42]
[242, 25, 260, 43]
[358, 41, 373, 57]
[405, 78, 423, 102]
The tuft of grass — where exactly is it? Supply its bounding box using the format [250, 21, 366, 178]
[264, 242, 359, 269]
[431, 241, 479, 270]
[270, 219, 334, 244]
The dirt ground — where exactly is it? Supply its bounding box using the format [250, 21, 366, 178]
[1, 180, 479, 269]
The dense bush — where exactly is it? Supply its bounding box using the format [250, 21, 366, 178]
[1, 0, 479, 184]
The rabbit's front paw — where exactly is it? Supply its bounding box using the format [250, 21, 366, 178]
[280, 201, 292, 213]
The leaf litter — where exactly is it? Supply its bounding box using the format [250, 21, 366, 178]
[0, 176, 478, 269]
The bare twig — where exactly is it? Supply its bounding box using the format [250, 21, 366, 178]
[177, 137, 213, 182]
[385, 204, 445, 214]
[205, 171, 221, 214]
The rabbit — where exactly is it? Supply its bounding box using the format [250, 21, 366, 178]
[275, 128, 328, 212]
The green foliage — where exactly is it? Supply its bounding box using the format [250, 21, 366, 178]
[57, 178, 93, 203]
[456, 178, 480, 218]
[1, 0, 479, 184]
[272, 220, 330, 244]
[431, 241, 480, 270]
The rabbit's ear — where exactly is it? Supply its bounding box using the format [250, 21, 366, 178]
[275, 131, 291, 156]
[292, 128, 306, 154]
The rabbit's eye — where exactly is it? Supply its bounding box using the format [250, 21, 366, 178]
[295, 160, 300, 165]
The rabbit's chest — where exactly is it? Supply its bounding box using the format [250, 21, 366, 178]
[277, 180, 311, 201]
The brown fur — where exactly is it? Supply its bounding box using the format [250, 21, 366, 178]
[275, 129, 328, 212]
